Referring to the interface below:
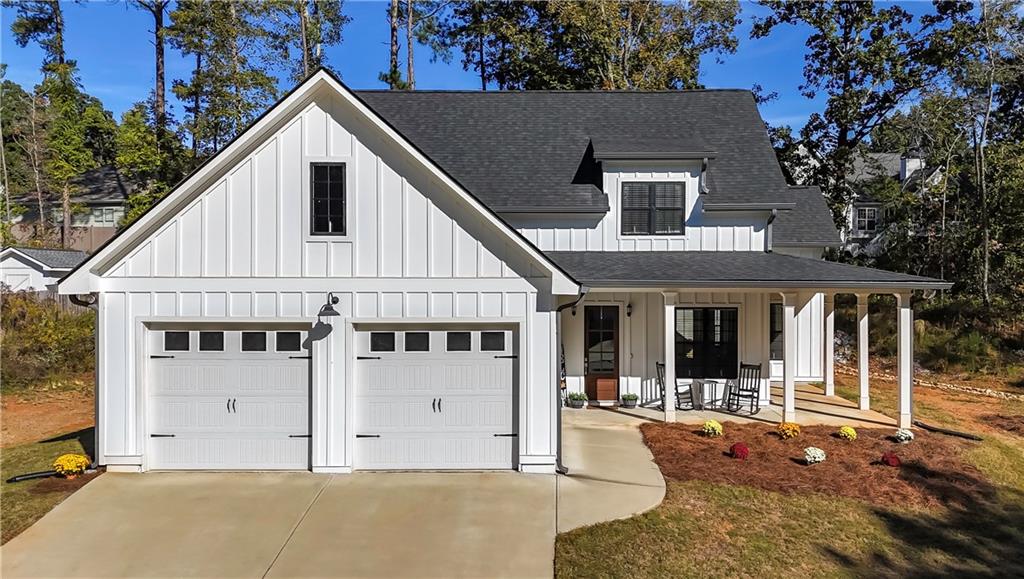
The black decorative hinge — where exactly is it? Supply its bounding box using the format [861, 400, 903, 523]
[493, 355, 518, 359]
[493, 433, 518, 437]
[357, 356, 382, 360]
[150, 355, 175, 359]
[289, 355, 312, 359]
[356, 434, 381, 438]
[150, 433, 176, 438]
[288, 434, 312, 438]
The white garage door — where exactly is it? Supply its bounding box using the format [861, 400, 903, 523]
[355, 328, 516, 470]
[147, 329, 311, 470]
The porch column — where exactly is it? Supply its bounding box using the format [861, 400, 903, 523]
[823, 293, 835, 397]
[896, 291, 914, 428]
[662, 292, 677, 423]
[781, 292, 798, 423]
[857, 293, 870, 411]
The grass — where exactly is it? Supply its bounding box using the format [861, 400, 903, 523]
[1, 430, 92, 544]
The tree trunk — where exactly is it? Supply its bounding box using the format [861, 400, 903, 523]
[54, 1, 65, 66]
[0, 98, 10, 227]
[28, 96, 47, 238]
[228, 1, 242, 128]
[300, 1, 310, 78]
[154, 2, 166, 138]
[977, 0, 995, 307]
[389, 0, 400, 88]
[191, 52, 201, 157]
[406, 0, 415, 89]
[61, 182, 71, 249]
[478, 33, 486, 90]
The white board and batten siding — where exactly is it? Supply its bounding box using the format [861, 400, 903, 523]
[95, 86, 559, 472]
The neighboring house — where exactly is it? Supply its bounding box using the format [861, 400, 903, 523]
[59, 70, 948, 474]
[844, 151, 943, 256]
[11, 165, 133, 252]
[1, 246, 87, 291]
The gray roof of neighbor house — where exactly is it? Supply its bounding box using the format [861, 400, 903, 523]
[3, 246, 88, 269]
[13, 165, 134, 220]
[357, 90, 796, 210]
[545, 251, 951, 289]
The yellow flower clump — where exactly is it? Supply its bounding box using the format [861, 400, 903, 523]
[701, 420, 723, 437]
[837, 426, 857, 441]
[777, 422, 801, 439]
[52, 453, 91, 476]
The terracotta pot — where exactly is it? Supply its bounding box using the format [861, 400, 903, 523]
[64, 474, 78, 480]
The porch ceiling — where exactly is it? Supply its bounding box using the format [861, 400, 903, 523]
[545, 251, 952, 291]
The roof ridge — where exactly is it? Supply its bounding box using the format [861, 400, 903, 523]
[353, 88, 753, 94]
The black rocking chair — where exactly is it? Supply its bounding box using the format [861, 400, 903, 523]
[656, 362, 695, 410]
[725, 363, 762, 414]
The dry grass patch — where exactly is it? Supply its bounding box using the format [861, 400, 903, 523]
[641, 422, 991, 509]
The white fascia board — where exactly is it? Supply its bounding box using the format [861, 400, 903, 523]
[60, 70, 579, 296]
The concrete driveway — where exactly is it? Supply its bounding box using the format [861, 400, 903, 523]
[1, 471, 555, 578]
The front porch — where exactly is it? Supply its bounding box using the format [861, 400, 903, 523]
[602, 382, 896, 428]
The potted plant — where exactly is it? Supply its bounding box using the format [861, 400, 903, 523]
[620, 393, 639, 408]
[566, 392, 587, 409]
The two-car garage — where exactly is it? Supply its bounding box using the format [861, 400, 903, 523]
[144, 324, 517, 472]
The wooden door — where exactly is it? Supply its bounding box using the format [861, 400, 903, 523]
[584, 305, 619, 402]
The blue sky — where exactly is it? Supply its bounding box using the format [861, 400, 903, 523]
[0, 1, 935, 130]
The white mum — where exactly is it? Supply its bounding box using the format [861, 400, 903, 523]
[894, 428, 915, 443]
[804, 446, 827, 465]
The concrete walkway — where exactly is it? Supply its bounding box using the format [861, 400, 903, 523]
[1, 471, 555, 578]
[557, 408, 666, 533]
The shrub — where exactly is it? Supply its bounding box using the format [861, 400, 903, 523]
[777, 422, 801, 439]
[1, 289, 95, 392]
[837, 426, 857, 441]
[804, 447, 827, 465]
[894, 428, 915, 444]
[730, 442, 749, 460]
[701, 420, 723, 437]
[880, 451, 901, 467]
[621, 393, 638, 402]
[53, 453, 91, 477]
[567, 392, 588, 401]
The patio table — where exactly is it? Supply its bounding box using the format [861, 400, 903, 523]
[691, 379, 726, 410]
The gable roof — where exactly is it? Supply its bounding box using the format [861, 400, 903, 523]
[356, 89, 791, 213]
[546, 251, 951, 290]
[59, 69, 579, 295]
[1, 247, 87, 270]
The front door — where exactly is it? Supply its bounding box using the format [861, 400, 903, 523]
[584, 305, 619, 402]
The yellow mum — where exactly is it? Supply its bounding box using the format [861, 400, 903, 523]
[52, 453, 91, 476]
[701, 420, 723, 437]
[777, 422, 801, 439]
[837, 426, 857, 441]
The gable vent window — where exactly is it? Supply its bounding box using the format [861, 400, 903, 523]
[621, 182, 685, 235]
[311, 163, 346, 235]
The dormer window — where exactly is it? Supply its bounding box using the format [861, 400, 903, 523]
[621, 182, 685, 235]
[310, 163, 346, 235]
[855, 207, 878, 233]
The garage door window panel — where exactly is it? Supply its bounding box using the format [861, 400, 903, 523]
[199, 331, 224, 352]
[370, 332, 396, 352]
[276, 332, 302, 352]
[164, 331, 190, 352]
[241, 332, 267, 352]
[446, 332, 471, 352]
[480, 331, 505, 352]
[404, 332, 430, 352]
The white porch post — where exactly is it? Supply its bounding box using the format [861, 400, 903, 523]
[896, 291, 914, 428]
[823, 293, 835, 397]
[857, 293, 870, 411]
[662, 292, 677, 423]
[781, 292, 797, 423]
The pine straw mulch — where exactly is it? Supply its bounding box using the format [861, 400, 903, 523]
[984, 414, 1024, 436]
[641, 422, 997, 509]
[27, 470, 102, 495]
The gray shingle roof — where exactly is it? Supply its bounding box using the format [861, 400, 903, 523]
[356, 90, 790, 213]
[4, 247, 87, 269]
[772, 187, 842, 246]
[545, 251, 950, 289]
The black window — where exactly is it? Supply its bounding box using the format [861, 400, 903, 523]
[621, 182, 685, 235]
[769, 303, 784, 361]
[164, 331, 190, 351]
[311, 163, 346, 235]
[675, 308, 738, 379]
[370, 332, 396, 352]
[276, 332, 302, 352]
[405, 332, 430, 352]
[446, 332, 471, 352]
[480, 331, 505, 352]
[199, 331, 224, 352]
[242, 332, 267, 352]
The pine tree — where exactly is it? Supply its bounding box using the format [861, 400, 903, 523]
[268, 1, 351, 82]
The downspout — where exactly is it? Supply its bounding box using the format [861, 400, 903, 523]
[765, 209, 778, 253]
[69, 293, 101, 470]
[554, 286, 589, 475]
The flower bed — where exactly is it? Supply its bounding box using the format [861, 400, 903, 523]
[640, 422, 993, 508]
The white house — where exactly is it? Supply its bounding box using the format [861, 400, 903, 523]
[1, 246, 87, 291]
[59, 70, 949, 474]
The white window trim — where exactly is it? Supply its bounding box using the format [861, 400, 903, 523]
[301, 151, 355, 242]
[610, 164, 698, 243]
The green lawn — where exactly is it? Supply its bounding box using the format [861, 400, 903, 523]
[1, 430, 93, 544]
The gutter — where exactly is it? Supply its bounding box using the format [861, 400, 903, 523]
[702, 202, 796, 211]
[553, 286, 589, 475]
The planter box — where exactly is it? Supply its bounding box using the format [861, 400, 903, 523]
[620, 399, 638, 409]
[567, 399, 585, 409]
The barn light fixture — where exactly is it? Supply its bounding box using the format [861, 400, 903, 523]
[626, 303, 633, 317]
[571, 305, 577, 317]
[318, 292, 340, 319]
